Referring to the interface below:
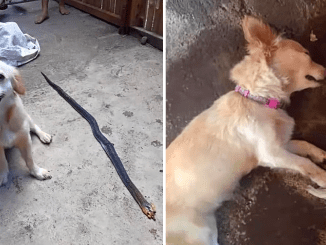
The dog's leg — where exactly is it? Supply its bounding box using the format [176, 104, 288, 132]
[0, 146, 9, 186]
[28, 115, 52, 144]
[258, 144, 326, 187]
[287, 140, 326, 163]
[287, 140, 326, 198]
[15, 133, 51, 180]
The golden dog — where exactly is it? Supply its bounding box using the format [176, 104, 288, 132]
[166, 16, 326, 245]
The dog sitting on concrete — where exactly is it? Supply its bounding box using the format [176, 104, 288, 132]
[0, 61, 52, 185]
[166, 15, 326, 245]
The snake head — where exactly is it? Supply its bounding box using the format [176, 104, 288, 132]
[141, 203, 156, 220]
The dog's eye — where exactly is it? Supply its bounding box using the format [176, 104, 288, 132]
[305, 75, 317, 81]
[305, 51, 310, 55]
[0, 74, 4, 80]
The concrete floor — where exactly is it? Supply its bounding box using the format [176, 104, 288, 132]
[0, 2, 163, 245]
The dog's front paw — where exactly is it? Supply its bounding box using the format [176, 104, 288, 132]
[38, 131, 52, 144]
[308, 150, 326, 164]
[30, 167, 52, 180]
[0, 170, 8, 186]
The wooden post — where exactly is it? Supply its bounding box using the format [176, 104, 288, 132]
[119, 0, 132, 35]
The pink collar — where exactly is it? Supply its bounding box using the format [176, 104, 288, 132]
[235, 85, 281, 109]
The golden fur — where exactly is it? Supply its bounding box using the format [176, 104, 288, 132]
[0, 61, 52, 186]
[166, 16, 326, 245]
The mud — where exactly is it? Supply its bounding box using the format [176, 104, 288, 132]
[216, 167, 326, 245]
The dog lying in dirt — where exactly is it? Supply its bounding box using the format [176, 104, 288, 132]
[166, 15, 326, 245]
[0, 61, 52, 186]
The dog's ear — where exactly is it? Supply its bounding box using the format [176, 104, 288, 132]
[11, 72, 26, 95]
[242, 16, 279, 54]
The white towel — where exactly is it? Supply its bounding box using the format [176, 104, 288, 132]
[0, 22, 40, 67]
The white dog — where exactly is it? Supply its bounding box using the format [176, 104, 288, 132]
[0, 61, 52, 185]
[166, 16, 326, 245]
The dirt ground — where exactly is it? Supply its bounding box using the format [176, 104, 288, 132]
[0, 2, 163, 245]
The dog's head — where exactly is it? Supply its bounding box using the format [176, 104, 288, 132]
[239, 15, 325, 94]
[0, 61, 25, 100]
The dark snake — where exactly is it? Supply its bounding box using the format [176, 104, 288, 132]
[41, 72, 156, 220]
